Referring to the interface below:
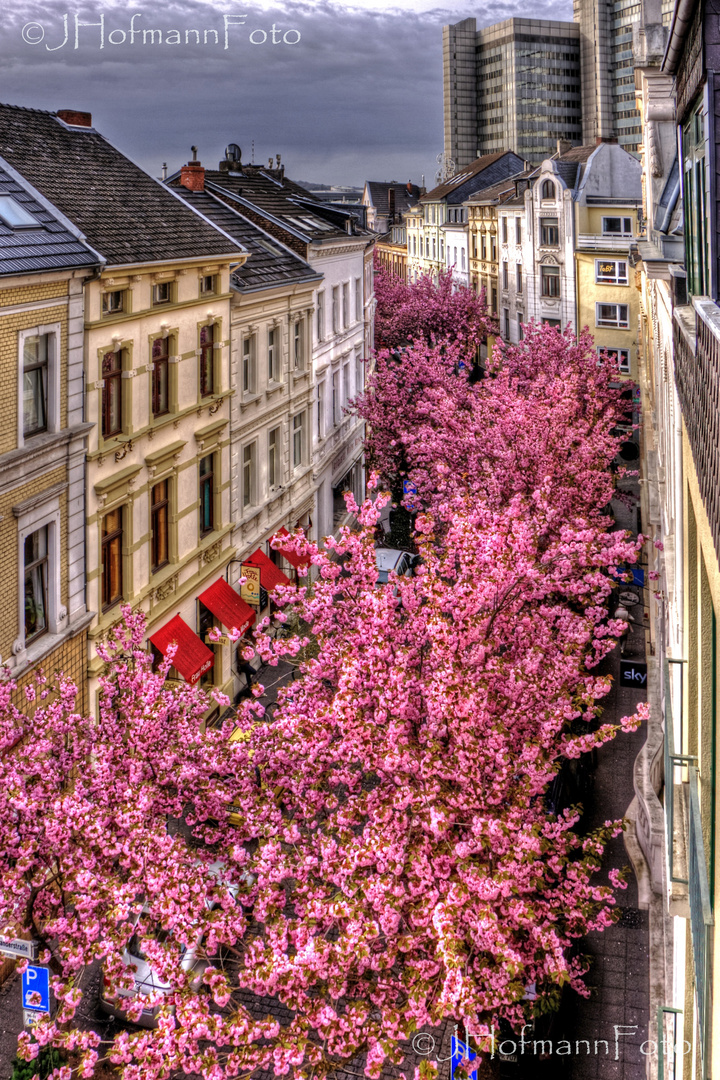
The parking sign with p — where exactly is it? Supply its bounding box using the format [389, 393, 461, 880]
[22, 965, 50, 1013]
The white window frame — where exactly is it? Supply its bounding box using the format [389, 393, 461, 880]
[18, 323, 61, 449]
[316, 291, 325, 342]
[355, 277, 362, 323]
[343, 361, 351, 407]
[152, 281, 172, 305]
[595, 258, 628, 285]
[316, 380, 325, 442]
[293, 319, 304, 371]
[342, 282, 350, 329]
[601, 216, 633, 237]
[13, 487, 65, 662]
[268, 326, 280, 384]
[332, 369, 340, 427]
[242, 441, 256, 509]
[596, 303, 629, 329]
[242, 334, 256, 395]
[292, 412, 305, 469]
[268, 426, 281, 490]
[356, 349, 367, 397]
[597, 345, 631, 374]
[332, 286, 340, 334]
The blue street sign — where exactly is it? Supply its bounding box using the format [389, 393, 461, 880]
[403, 479, 420, 511]
[615, 566, 645, 588]
[451, 1037, 477, 1080]
[22, 965, 50, 1012]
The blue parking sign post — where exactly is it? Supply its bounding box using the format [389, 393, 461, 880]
[22, 965, 50, 1014]
[451, 1037, 477, 1080]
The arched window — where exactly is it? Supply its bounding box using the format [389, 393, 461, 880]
[541, 179, 555, 201]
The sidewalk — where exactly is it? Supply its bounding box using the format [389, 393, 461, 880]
[565, 494, 650, 1080]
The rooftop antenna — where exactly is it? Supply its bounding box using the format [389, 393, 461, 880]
[191, 146, 198, 162]
[161, 162, 167, 180]
[251, 140, 255, 164]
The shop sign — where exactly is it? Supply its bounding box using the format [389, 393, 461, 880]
[241, 564, 261, 605]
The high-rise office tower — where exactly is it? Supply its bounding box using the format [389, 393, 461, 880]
[574, 0, 640, 153]
[443, 18, 582, 169]
[573, 0, 675, 155]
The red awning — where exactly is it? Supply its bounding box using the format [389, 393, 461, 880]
[273, 527, 311, 569]
[149, 615, 214, 686]
[246, 549, 291, 592]
[198, 578, 256, 637]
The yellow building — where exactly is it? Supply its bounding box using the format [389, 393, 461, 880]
[376, 223, 409, 282]
[0, 155, 99, 709]
[0, 106, 250, 719]
[575, 199, 641, 381]
[0, 147, 100, 984]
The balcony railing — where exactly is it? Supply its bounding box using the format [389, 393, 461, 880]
[688, 767, 713, 1079]
[577, 233, 633, 251]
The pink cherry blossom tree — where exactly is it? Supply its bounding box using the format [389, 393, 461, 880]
[373, 255, 496, 357]
[0, 316, 645, 1080]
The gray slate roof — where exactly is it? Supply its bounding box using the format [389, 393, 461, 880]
[0, 163, 98, 276]
[170, 166, 369, 244]
[365, 182, 420, 215]
[0, 104, 245, 266]
[422, 151, 527, 204]
[169, 187, 322, 293]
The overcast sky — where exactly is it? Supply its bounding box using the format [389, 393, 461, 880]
[0, 0, 572, 187]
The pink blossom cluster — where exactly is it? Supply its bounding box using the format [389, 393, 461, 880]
[373, 257, 496, 357]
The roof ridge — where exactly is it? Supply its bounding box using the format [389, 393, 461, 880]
[0, 102, 59, 116]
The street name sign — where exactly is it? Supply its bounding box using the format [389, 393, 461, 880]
[0, 937, 38, 961]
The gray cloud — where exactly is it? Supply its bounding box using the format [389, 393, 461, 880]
[0, 0, 572, 186]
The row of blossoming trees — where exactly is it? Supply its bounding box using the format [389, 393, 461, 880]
[0, 263, 645, 1080]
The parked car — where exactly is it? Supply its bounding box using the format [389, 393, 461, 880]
[99, 861, 252, 1028]
[375, 547, 417, 585]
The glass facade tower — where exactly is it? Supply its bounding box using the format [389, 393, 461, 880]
[444, 18, 582, 169]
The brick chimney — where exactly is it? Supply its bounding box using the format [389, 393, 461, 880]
[57, 110, 92, 128]
[180, 146, 205, 192]
[596, 135, 619, 145]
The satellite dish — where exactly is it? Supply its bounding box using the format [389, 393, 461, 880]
[225, 143, 242, 163]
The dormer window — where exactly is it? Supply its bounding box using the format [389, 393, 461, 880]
[0, 195, 36, 228]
